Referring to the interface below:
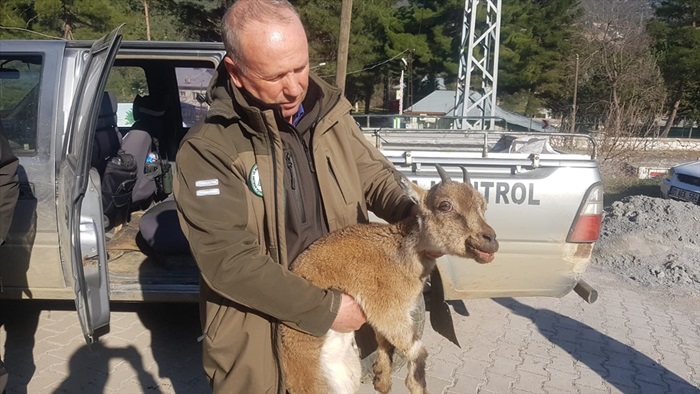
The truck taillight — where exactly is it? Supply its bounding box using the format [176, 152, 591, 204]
[567, 183, 603, 243]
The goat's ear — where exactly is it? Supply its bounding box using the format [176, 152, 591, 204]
[401, 177, 426, 205]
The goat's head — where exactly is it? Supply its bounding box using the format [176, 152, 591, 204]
[403, 165, 499, 264]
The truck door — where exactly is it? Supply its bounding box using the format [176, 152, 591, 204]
[56, 27, 122, 344]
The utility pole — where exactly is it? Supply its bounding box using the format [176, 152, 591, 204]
[570, 53, 579, 133]
[398, 68, 404, 116]
[144, 0, 151, 41]
[408, 50, 414, 109]
[398, 58, 407, 115]
[336, 0, 353, 96]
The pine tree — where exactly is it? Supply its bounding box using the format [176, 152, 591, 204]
[649, 0, 700, 135]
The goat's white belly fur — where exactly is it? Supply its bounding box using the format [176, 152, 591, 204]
[320, 330, 361, 394]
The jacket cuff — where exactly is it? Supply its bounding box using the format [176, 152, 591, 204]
[329, 288, 342, 315]
[294, 288, 343, 336]
[403, 201, 417, 220]
[319, 288, 342, 334]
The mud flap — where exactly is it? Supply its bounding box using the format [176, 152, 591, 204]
[429, 270, 461, 348]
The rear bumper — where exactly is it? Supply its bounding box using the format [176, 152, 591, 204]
[438, 241, 594, 300]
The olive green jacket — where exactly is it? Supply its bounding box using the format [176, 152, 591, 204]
[174, 65, 413, 394]
[0, 133, 19, 244]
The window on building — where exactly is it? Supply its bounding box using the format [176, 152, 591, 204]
[176, 67, 214, 127]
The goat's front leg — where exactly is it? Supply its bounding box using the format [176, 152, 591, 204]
[373, 314, 429, 394]
[373, 332, 395, 394]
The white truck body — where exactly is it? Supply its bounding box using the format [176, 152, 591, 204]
[0, 29, 602, 342]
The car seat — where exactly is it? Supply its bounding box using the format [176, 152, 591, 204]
[139, 195, 190, 256]
[91, 92, 122, 177]
[120, 94, 172, 211]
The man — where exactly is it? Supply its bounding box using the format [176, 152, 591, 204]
[0, 130, 20, 394]
[174, 1, 417, 392]
[0, 131, 19, 247]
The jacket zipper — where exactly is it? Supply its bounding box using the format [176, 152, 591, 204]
[301, 138, 315, 174]
[285, 151, 307, 223]
[285, 152, 296, 190]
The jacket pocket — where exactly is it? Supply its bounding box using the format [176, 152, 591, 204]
[204, 302, 226, 340]
[327, 157, 351, 205]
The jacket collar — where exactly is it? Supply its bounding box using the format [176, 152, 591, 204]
[205, 62, 345, 135]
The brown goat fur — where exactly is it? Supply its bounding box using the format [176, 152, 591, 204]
[282, 168, 499, 394]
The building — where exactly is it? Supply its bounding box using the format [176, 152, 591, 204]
[403, 90, 548, 132]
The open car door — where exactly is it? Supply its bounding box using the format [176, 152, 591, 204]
[57, 27, 122, 344]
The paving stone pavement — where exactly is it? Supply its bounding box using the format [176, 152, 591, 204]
[1, 266, 698, 394]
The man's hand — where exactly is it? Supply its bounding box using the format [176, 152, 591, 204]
[330, 293, 366, 332]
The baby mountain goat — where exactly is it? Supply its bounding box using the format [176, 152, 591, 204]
[281, 165, 499, 394]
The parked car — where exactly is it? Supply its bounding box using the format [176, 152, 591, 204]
[660, 161, 700, 204]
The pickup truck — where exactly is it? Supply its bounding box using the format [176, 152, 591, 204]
[0, 28, 603, 347]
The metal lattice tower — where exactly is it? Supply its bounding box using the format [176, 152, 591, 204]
[454, 0, 502, 130]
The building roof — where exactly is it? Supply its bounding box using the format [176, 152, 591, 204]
[176, 68, 214, 90]
[405, 90, 548, 132]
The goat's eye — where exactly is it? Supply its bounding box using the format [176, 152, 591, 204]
[438, 201, 452, 212]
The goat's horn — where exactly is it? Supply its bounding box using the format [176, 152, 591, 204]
[436, 164, 451, 182]
[460, 167, 471, 184]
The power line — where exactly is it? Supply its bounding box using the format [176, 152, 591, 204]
[0, 26, 64, 40]
[318, 49, 409, 78]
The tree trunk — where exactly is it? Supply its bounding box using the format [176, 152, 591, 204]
[144, 0, 151, 41]
[660, 97, 681, 138]
[63, 23, 73, 40]
[364, 82, 372, 114]
[335, 0, 353, 95]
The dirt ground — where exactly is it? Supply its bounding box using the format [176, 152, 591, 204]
[593, 150, 700, 300]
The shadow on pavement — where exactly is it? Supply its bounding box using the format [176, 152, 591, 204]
[132, 302, 208, 393]
[0, 299, 205, 393]
[0, 300, 46, 394]
[494, 298, 698, 393]
[52, 341, 159, 393]
[52, 302, 206, 394]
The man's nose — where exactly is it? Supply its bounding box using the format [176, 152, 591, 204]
[282, 74, 303, 97]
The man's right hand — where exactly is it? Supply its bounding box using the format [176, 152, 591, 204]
[330, 293, 366, 332]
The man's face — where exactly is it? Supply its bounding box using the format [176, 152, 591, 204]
[225, 19, 310, 120]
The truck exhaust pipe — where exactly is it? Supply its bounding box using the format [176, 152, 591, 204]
[574, 280, 598, 304]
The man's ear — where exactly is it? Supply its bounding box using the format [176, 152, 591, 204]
[224, 57, 244, 89]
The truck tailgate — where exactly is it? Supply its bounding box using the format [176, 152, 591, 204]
[382, 150, 602, 300]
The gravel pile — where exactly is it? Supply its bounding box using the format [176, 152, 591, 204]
[592, 195, 700, 297]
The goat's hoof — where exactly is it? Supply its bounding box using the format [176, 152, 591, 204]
[372, 375, 392, 394]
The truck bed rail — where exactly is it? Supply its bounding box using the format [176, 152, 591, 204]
[362, 128, 598, 161]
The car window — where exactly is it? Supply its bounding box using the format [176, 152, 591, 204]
[105, 66, 148, 128]
[0, 54, 42, 155]
[176, 67, 213, 127]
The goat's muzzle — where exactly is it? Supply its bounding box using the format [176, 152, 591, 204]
[466, 230, 499, 264]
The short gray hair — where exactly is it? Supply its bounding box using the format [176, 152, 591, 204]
[221, 0, 301, 71]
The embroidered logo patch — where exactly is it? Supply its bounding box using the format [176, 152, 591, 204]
[249, 164, 263, 197]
